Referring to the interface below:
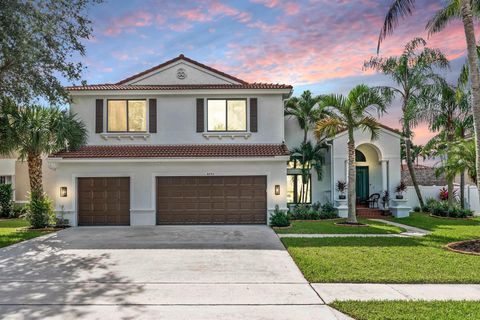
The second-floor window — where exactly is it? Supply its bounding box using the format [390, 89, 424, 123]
[107, 100, 147, 132]
[207, 99, 247, 132]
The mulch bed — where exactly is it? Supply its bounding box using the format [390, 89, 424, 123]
[445, 240, 480, 256]
[16, 226, 69, 232]
[334, 222, 369, 227]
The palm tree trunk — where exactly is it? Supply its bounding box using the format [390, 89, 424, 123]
[27, 153, 43, 194]
[347, 134, 357, 223]
[405, 136, 424, 208]
[461, 0, 480, 201]
[460, 171, 465, 209]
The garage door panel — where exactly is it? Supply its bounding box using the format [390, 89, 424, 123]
[78, 177, 130, 226]
[156, 176, 266, 224]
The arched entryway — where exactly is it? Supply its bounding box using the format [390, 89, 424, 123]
[355, 143, 385, 205]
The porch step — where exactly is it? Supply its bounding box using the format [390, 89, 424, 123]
[356, 207, 391, 219]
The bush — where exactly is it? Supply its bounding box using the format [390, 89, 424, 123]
[269, 205, 290, 227]
[426, 199, 474, 218]
[422, 198, 438, 213]
[0, 183, 13, 218]
[288, 202, 338, 220]
[413, 206, 421, 212]
[25, 190, 55, 228]
[11, 203, 27, 218]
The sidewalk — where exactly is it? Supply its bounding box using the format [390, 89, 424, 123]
[312, 283, 480, 303]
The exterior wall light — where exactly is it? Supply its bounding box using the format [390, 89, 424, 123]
[274, 185, 280, 195]
[60, 186, 68, 197]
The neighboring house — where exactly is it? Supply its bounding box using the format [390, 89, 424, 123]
[4, 54, 404, 225]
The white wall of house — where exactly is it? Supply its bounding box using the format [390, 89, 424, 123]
[71, 93, 286, 146]
[46, 158, 287, 226]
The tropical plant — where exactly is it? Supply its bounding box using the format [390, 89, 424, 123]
[289, 141, 325, 203]
[269, 205, 290, 227]
[0, 98, 87, 227]
[25, 189, 55, 228]
[0, 183, 13, 217]
[364, 38, 449, 208]
[377, 0, 480, 208]
[336, 180, 347, 199]
[285, 91, 328, 145]
[395, 181, 407, 199]
[314, 84, 389, 223]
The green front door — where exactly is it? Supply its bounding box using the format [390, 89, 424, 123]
[356, 166, 369, 203]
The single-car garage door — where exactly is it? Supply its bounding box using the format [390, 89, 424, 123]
[78, 177, 130, 226]
[156, 176, 267, 224]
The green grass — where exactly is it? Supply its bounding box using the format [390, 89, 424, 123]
[275, 219, 405, 234]
[331, 300, 480, 320]
[282, 213, 480, 283]
[0, 219, 50, 248]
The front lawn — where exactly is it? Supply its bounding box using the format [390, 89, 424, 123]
[331, 300, 480, 320]
[0, 219, 50, 248]
[282, 213, 480, 283]
[275, 219, 405, 234]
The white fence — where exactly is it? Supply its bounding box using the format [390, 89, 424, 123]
[405, 185, 480, 214]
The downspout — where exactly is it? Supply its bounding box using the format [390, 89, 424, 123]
[326, 139, 334, 203]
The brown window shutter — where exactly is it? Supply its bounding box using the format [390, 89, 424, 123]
[95, 99, 103, 133]
[149, 99, 157, 133]
[250, 98, 258, 132]
[196, 98, 204, 132]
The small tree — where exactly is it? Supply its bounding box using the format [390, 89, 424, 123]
[315, 85, 389, 223]
[0, 183, 13, 218]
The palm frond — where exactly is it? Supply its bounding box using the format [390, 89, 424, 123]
[358, 117, 381, 141]
[378, 0, 416, 53]
[314, 117, 344, 140]
[425, 0, 460, 36]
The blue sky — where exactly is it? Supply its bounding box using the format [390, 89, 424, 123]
[75, 0, 470, 144]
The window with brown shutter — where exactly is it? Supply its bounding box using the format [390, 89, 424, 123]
[95, 99, 103, 133]
[196, 98, 204, 132]
[149, 99, 157, 133]
[250, 98, 258, 132]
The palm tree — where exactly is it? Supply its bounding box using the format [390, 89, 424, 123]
[444, 139, 477, 185]
[0, 98, 87, 194]
[285, 90, 326, 145]
[314, 85, 389, 223]
[290, 141, 325, 203]
[377, 0, 480, 206]
[364, 38, 449, 208]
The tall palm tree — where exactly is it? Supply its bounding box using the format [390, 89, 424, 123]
[378, 0, 480, 206]
[285, 90, 326, 145]
[290, 141, 325, 203]
[0, 98, 87, 194]
[364, 38, 449, 208]
[314, 85, 389, 223]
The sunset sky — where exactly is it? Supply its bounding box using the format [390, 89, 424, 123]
[77, 0, 470, 145]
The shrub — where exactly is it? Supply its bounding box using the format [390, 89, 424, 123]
[413, 206, 421, 212]
[11, 203, 27, 218]
[0, 183, 13, 218]
[269, 205, 290, 227]
[25, 190, 55, 228]
[423, 198, 438, 213]
[320, 202, 338, 219]
[426, 198, 474, 218]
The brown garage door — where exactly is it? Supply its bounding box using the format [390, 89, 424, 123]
[78, 177, 130, 226]
[156, 176, 267, 224]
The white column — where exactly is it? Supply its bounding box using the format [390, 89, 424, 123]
[381, 160, 388, 193]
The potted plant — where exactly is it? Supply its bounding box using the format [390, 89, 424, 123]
[395, 181, 407, 199]
[381, 190, 390, 210]
[336, 180, 347, 199]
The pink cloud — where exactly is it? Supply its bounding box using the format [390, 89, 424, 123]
[178, 8, 211, 22]
[168, 22, 193, 32]
[112, 52, 130, 61]
[177, 1, 251, 23]
[251, 0, 300, 15]
[103, 11, 153, 36]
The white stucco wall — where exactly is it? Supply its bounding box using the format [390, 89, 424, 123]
[46, 159, 287, 226]
[71, 93, 285, 145]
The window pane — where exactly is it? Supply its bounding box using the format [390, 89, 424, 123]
[108, 100, 127, 132]
[287, 175, 296, 203]
[128, 100, 147, 132]
[227, 100, 246, 131]
[207, 100, 226, 131]
[296, 175, 311, 203]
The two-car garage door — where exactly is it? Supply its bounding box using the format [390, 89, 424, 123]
[77, 176, 267, 226]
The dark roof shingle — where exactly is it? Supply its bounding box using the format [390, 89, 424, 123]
[51, 144, 290, 159]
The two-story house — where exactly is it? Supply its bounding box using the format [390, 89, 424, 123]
[45, 54, 292, 226]
[2, 54, 406, 226]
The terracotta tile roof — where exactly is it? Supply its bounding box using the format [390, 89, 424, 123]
[51, 144, 290, 159]
[117, 54, 248, 85]
[336, 123, 402, 136]
[65, 83, 293, 91]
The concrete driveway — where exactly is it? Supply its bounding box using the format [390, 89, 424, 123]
[0, 226, 350, 320]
